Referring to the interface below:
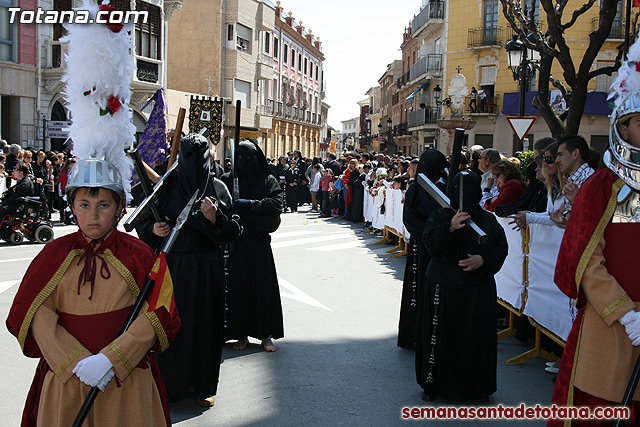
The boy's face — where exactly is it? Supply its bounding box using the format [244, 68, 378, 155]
[72, 188, 122, 241]
[619, 115, 640, 148]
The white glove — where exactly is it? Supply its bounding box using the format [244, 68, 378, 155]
[73, 353, 114, 390]
[619, 310, 640, 346]
[95, 368, 115, 392]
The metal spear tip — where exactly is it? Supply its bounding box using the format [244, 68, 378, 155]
[175, 191, 199, 228]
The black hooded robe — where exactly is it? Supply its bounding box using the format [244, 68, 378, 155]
[416, 172, 508, 401]
[398, 149, 448, 349]
[222, 140, 285, 342]
[137, 134, 242, 400]
[284, 166, 300, 212]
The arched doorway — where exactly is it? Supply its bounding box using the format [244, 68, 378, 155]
[50, 101, 68, 152]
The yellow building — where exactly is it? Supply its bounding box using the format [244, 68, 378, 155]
[400, 0, 622, 155]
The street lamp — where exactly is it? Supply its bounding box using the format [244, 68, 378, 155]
[505, 34, 539, 117]
[432, 84, 450, 107]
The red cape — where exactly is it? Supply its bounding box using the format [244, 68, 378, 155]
[553, 167, 624, 307]
[6, 229, 181, 357]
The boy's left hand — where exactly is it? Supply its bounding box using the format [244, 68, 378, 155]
[73, 353, 113, 389]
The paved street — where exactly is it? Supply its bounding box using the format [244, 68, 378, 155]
[0, 209, 556, 426]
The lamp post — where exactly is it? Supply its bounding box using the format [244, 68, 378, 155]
[505, 34, 540, 117]
[432, 84, 450, 108]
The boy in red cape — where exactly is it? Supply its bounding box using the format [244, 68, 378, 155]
[549, 88, 640, 425]
[6, 159, 180, 427]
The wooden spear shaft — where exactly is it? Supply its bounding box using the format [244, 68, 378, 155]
[168, 107, 186, 168]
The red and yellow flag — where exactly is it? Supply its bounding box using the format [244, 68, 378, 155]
[635, 0, 640, 8]
[147, 253, 176, 316]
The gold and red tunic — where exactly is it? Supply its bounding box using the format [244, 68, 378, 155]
[6, 230, 180, 427]
[551, 167, 640, 426]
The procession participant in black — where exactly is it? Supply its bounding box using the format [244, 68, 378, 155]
[284, 159, 300, 213]
[222, 140, 285, 352]
[418, 171, 508, 401]
[138, 133, 242, 407]
[274, 157, 289, 213]
[398, 149, 448, 349]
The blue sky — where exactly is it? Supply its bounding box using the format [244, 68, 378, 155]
[280, 0, 424, 130]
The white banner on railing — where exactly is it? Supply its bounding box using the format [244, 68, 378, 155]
[495, 216, 526, 311]
[524, 223, 575, 342]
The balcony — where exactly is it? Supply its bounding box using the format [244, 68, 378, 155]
[467, 27, 509, 48]
[257, 53, 274, 80]
[136, 58, 160, 84]
[278, 103, 321, 126]
[396, 71, 411, 89]
[411, 1, 445, 38]
[465, 94, 501, 115]
[592, 17, 624, 40]
[408, 108, 441, 129]
[259, 99, 275, 116]
[409, 54, 443, 85]
[394, 122, 409, 137]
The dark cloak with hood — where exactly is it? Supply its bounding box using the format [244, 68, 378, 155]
[398, 149, 448, 348]
[138, 133, 242, 399]
[221, 140, 285, 341]
[416, 171, 507, 401]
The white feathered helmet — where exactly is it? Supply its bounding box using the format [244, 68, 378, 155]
[607, 36, 640, 190]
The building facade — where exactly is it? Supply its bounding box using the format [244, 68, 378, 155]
[1, 0, 39, 148]
[441, 0, 615, 155]
[264, 3, 325, 159]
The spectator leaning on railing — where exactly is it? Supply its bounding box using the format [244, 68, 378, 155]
[484, 160, 524, 212]
[478, 149, 501, 207]
[509, 142, 565, 231]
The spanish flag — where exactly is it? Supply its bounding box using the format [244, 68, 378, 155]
[147, 252, 176, 316]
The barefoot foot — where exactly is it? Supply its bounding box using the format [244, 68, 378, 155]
[233, 337, 249, 350]
[261, 338, 277, 352]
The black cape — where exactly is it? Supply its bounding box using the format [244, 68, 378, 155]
[222, 140, 285, 341]
[417, 171, 507, 401]
[138, 133, 242, 399]
[398, 149, 448, 348]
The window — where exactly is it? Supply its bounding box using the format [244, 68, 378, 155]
[524, 0, 539, 21]
[309, 62, 313, 79]
[273, 78, 278, 100]
[596, 61, 617, 92]
[480, 65, 497, 85]
[273, 37, 278, 58]
[227, 24, 234, 42]
[304, 57, 307, 75]
[236, 23, 251, 53]
[135, 2, 161, 59]
[291, 48, 295, 67]
[513, 134, 533, 154]
[234, 79, 251, 108]
[283, 43, 288, 63]
[483, 0, 499, 43]
[591, 135, 609, 154]
[264, 32, 270, 54]
[476, 134, 493, 149]
[316, 65, 319, 81]
[298, 52, 302, 71]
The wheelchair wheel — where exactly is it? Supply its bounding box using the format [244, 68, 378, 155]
[34, 224, 54, 244]
[7, 230, 24, 245]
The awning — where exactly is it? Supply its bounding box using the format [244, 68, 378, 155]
[405, 84, 427, 102]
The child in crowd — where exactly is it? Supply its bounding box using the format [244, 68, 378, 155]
[320, 169, 333, 218]
[309, 164, 322, 212]
[329, 175, 341, 217]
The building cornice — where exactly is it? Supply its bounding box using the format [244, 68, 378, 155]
[276, 21, 325, 61]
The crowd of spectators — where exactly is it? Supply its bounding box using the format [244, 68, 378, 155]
[0, 139, 76, 224]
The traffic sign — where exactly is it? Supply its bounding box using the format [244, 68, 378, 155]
[506, 117, 536, 143]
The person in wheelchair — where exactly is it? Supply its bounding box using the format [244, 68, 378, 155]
[0, 162, 34, 219]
